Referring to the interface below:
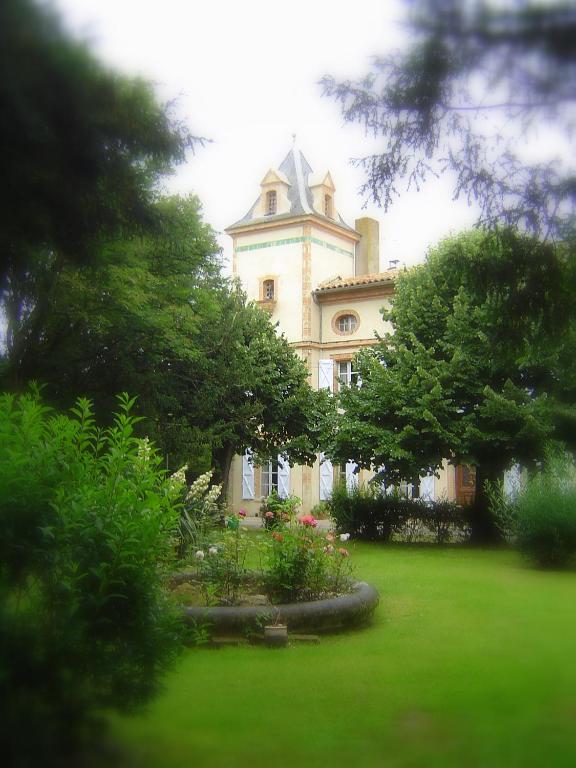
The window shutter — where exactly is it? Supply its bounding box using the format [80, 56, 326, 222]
[377, 465, 389, 494]
[242, 452, 254, 499]
[345, 461, 358, 492]
[419, 474, 435, 502]
[318, 359, 334, 391]
[504, 465, 522, 500]
[277, 455, 290, 499]
[319, 453, 333, 501]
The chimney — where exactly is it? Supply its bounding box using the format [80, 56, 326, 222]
[354, 217, 379, 276]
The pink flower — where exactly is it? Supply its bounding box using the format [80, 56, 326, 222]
[300, 515, 318, 527]
[265, 510, 274, 519]
[238, 509, 247, 518]
[338, 547, 349, 557]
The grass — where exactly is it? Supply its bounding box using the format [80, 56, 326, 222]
[113, 544, 576, 767]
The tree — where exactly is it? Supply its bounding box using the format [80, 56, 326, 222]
[322, 0, 576, 240]
[1, 0, 198, 376]
[191, 285, 332, 489]
[327, 230, 576, 541]
[3, 194, 329, 485]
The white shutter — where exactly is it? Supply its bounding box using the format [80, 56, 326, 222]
[345, 461, 358, 492]
[241, 452, 254, 499]
[319, 453, 333, 501]
[277, 455, 290, 499]
[419, 474, 435, 502]
[318, 359, 334, 391]
[377, 465, 389, 494]
[504, 465, 522, 500]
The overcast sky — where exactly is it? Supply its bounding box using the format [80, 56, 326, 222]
[52, 0, 480, 271]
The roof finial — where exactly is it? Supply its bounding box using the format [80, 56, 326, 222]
[292, 133, 297, 146]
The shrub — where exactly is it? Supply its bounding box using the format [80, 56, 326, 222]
[263, 518, 353, 602]
[0, 391, 182, 766]
[419, 499, 471, 544]
[515, 461, 576, 568]
[260, 490, 300, 529]
[178, 469, 224, 556]
[191, 510, 254, 605]
[328, 481, 469, 543]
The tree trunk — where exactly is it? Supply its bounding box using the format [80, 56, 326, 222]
[218, 443, 235, 505]
[468, 464, 505, 545]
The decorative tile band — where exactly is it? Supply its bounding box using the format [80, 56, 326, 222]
[236, 236, 353, 257]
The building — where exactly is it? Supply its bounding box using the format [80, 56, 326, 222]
[225, 142, 465, 515]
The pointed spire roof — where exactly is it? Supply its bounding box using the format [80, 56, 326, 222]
[226, 143, 356, 232]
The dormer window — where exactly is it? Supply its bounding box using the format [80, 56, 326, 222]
[266, 190, 277, 216]
[324, 194, 333, 218]
[263, 279, 275, 301]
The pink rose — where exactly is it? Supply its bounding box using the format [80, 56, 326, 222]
[238, 509, 247, 518]
[300, 515, 318, 527]
[265, 510, 274, 519]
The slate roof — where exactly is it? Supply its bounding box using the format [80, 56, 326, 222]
[226, 145, 356, 233]
[315, 270, 398, 293]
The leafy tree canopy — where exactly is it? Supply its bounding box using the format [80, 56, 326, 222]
[2, 194, 330, 486]
[322, 0, 576, 240]
[327, 230, 576, 540]
[0, 0, 199, 364]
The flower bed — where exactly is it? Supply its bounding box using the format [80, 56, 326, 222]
[180, 580, 379, 635]
[171, 482, 379, 637]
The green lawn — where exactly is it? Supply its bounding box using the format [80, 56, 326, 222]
[113, 545, 576, 768]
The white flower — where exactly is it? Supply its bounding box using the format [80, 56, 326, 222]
[137, 437, 152, 463]
[194, 550, 205, 561]
[339, 533, 350, 542]
[169, 464, 188, 488]
[208, 546, 218, 556]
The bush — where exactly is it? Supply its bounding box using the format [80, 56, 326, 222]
[515, 462, 576, 568]
[263, 517, 353, 602]
[328, 481, 469, 543]
[178, 469, 224, 556]
[0, 391, 182, 766]
[259, 490, 300, 529]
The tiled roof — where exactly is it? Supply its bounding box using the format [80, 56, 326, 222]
[315, 270, 398, 292]
[227, 144, 356, 233]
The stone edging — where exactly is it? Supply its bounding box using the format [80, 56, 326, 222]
[182, 581, 379, 635]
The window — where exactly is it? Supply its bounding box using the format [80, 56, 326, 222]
[337, 360, 358, 388]
[263, 279, 275, 301]
[266, 190, 277, 215]
[261, 460, 279, 497]
[337, 314, 357, 333]
[324, 194, 333, 217]
[261, 456, 290, 499]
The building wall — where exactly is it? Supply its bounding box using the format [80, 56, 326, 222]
[228, 207, 460, 513]
[233, 224, 304, 342]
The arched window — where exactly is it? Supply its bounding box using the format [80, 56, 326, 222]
[324, 194, 333, 217]
[266, 190, 277, 215]
[263, 279, 275, 301]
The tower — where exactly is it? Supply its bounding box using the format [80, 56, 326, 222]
[225, 143, 398, 514]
